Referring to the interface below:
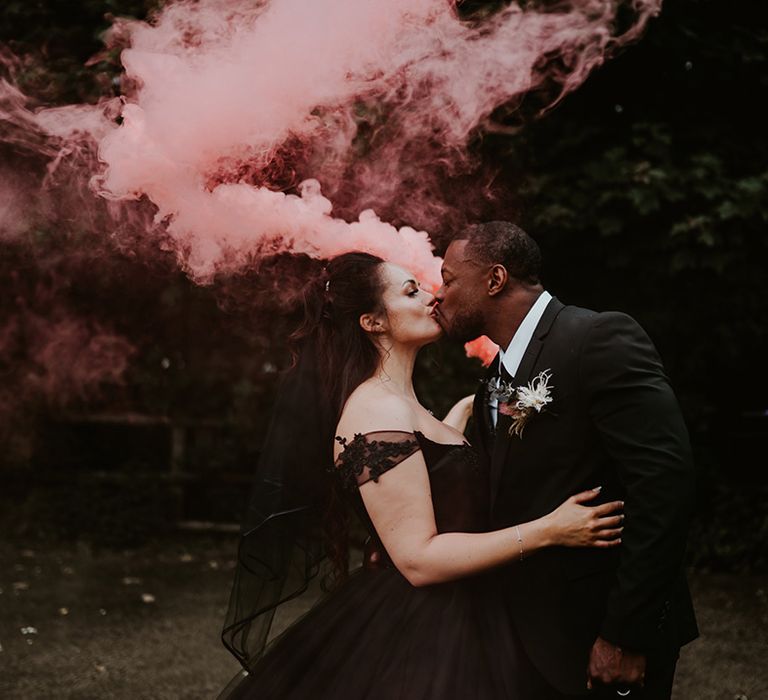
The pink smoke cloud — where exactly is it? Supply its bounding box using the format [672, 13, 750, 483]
[26, 315, 135, 406]
[0, 303, 135, 416]
[1, 0, 662, 391]
[6, 0, 660, 288]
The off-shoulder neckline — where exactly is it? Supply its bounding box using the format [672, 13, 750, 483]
[335, 429, 470, 449]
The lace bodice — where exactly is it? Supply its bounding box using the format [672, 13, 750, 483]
[334, 430, 488, 534]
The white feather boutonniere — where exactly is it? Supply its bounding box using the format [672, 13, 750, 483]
[487, 369, 554, 437]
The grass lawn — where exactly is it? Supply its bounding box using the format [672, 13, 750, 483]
[1, 537, 765, 699]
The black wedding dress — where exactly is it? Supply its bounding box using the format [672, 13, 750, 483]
[220, 430, 532, 699]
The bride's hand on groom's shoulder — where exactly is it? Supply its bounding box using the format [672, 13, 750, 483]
[545, 488, 624, 549]
[442, 395, 474, 432]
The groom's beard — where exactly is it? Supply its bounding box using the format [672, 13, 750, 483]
[436, 307, 485, 344]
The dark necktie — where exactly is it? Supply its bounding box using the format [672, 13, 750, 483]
[488, 362, 515, 433]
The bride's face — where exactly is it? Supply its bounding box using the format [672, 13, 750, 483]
[368, 263, 442, 346]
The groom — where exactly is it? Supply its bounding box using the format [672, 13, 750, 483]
[434, 222, 698, 699]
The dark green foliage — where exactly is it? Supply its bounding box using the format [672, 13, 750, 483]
[0, 1, 155, 104]
[508, 0, 768, 570]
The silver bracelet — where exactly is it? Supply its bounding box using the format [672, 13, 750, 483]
[515, 525, 524, 561]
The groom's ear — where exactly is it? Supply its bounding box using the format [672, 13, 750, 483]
[487, 264, 508, 297]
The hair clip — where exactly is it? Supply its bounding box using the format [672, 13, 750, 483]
[324, 280, 330, 292]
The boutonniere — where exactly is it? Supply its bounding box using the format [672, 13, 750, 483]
[486, 369, 554, 438]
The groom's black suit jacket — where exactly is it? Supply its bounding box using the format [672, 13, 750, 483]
[473, 298, 698, 695]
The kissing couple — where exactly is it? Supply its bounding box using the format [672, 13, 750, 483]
[221, 221, 698, 699]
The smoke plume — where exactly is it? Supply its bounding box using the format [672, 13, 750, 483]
[4, 0, 660, 285]
[1, 0, 661, 402]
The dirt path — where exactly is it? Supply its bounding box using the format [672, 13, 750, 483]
[1, 539, 765, 699]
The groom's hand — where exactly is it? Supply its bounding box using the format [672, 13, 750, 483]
[587, 637, 646, 690]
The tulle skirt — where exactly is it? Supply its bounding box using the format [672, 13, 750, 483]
[219, 565, 533, 700]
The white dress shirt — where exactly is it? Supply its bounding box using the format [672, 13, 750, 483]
[490, 290, 553, 427]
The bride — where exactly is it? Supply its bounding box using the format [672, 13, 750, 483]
[220, 252, 623, 699]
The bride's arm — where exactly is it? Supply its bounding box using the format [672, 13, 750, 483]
[360, 456, 622, 587]
[442, 394, 474, 433]
[336, 391, 622, 587]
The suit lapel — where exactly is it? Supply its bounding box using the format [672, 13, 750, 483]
[489, 298, 565, 508]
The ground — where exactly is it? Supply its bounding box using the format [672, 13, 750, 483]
[1, 537, 765, 700]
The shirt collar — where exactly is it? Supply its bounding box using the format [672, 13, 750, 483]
[498, 290, 552, 377]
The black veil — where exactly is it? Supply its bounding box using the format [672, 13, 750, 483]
[221, 341, 337, 670]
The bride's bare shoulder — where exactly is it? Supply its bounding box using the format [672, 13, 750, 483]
[336, 382, 416, 440]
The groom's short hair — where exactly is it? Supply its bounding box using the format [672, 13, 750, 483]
[456, 221, 542, 285]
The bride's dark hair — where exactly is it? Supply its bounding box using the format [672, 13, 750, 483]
[288, 252, 388, 579]
[291, 252, 387, 420]
[223, 252, 391, 672]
